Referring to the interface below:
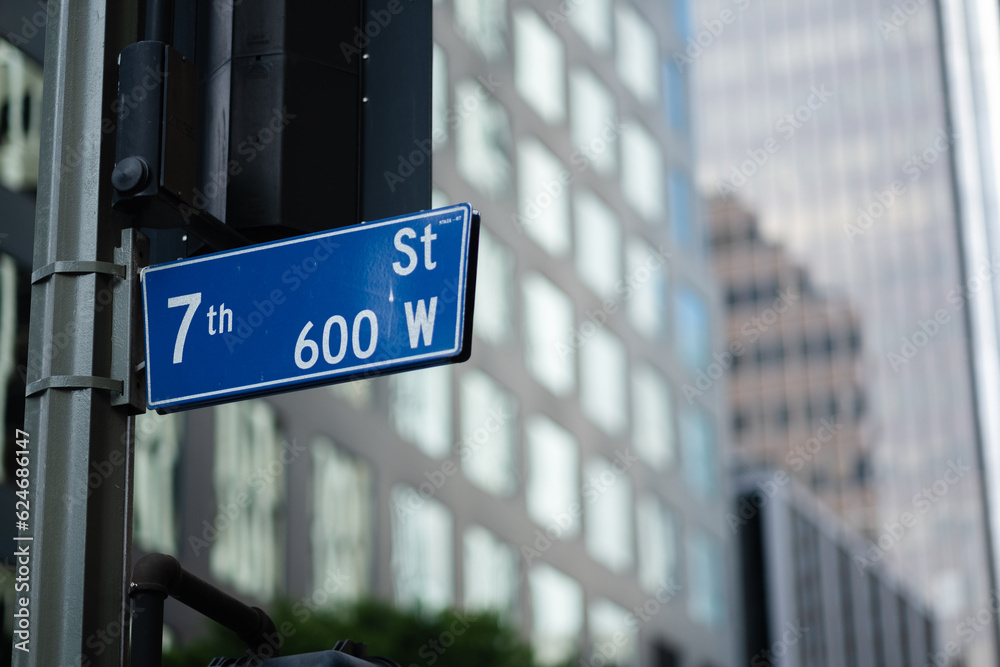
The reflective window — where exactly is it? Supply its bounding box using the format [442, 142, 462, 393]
[464, 525, 519, 619]
[0, 255, 15, 452]
[454, 0, 508, 62]
[311, 436, 373, 604]
[461, 369, 518, 496]
[669, 170, 693, 247]
[473, 228, 515, 345]
[632, 364, 675, 469]
[636, 493, 679, 594]
[0, 40, 42, 192]
[569, 68, 617, 176]
[391, 366, 453, 459]
[580, 328, 628, 436]
[664, 61, 687, 131]
[391, 485, 454, 612]
[680, 407, 717, 498]
[523, 273, 575, 395]
[584, 456, 634, 573]
[621, 122, 664, 221]
[211, 400, 284, 600]
[589, 598, 638, 667]
[514, 9, 566, 125]
[526, 415, 580, 538]
[615, 5, 659, 105]
[328, 379, 374, 410]
[455, 78, 513, 199]
[569, 0, 611, 52]
[431, 188, 450, 209]
[674, 285, 710, 370]
[687, 530, 726, 627]
[134, 411, 182, 555]
[517, 138, 571, 256]
[529, 564, 583, 665]
[432, 43, 448, 148]
[626, 237, 668, 338]
[672, 0, 692, 40]
[574, 188, 622, 298]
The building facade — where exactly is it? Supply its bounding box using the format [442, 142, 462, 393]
[707, 197, 876, 537]
[692, 0, 997, 662]
[2, 1, 738, 666]
[735, 471, 936, 667]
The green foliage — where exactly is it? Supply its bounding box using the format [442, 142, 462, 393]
[162, 597, 542, 667]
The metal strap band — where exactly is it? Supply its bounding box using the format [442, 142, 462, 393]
[26, 375, 124, 397]
[32, 260, 126, 284]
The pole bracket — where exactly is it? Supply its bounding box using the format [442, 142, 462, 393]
[31, 260, 127, 284]
[26, 375, 125, 396]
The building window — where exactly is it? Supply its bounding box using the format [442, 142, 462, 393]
[432, 43, 448, 147]
[589, 598, 638, 666]
[680, 407, 717, 499]
[615, 5, 659, 106]
[687, 530, 726, 627]
[460, 369, 518, 496]
[569, 0, 611, 53]
[526, 415, 580, 537]
[732, 409, 747, 434]
[775, 403, 790, 429]
[669, 171, 693, 247]
[391, 366, 453, 459]
[517, 137, 571, 256]
[454, 0, 508, 62]
[574, 188, 622, 299]
[212, 400, 284, 601]
[584, 456, 634, 573]
[391, 485, 454, 612]
[569, 68, 617, 176]
[523, 272, 575, 396]
[674, 285, 710, 370]
[621, 121, 664, 222]
[133, 411, 181, 555]
[637, 494, 679, 595]
[671, 0, 692, 41]
[529, 564, 583, 665]
[463, 525, 519, 620]
[0, 40, 42, 192]
[0, 254, 17, 478]
[455, 78, 513, 199]
[310, 436, 373, 604]
[626, 237, 668, 339]
[514, 9, 566, 125]
[632, 364, 675, 469]
[580, 328, 628, 436]
[473, 228, 515, 345]
[664, 62, 687, 132]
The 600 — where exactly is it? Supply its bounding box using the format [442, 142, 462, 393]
[294, 310, 378, 370]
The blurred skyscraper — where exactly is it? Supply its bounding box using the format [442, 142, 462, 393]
[692, 0, 999, 663]
[707, 197, 876, 534]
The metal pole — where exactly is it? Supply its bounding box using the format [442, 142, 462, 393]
[15, 0, 138, 665]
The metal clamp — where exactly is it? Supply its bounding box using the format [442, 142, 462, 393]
[26, 375, 125, 397]
[31, 260, 126, 284]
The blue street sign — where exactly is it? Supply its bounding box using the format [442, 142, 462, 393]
[142, 203, 479, 412]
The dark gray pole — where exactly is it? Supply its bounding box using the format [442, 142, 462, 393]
[15, 0, 138, 665]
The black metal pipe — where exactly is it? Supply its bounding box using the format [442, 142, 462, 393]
[130, 590, 166, 667]
[131, 553, 279, 662]
[145, 0, 174, 43]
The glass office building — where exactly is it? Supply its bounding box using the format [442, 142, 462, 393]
[1, 1, 738, 665]
[693, 0, 997, 663]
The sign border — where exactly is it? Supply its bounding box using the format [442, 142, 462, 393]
[142, 203, 479, 412]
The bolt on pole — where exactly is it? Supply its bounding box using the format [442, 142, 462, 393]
[14, 0, 139, 665]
